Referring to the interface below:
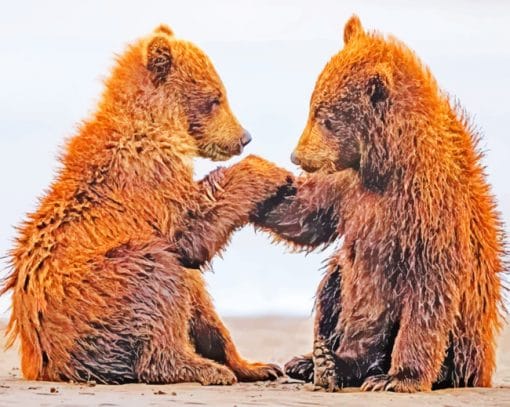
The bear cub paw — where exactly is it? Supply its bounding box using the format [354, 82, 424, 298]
[313, 336, 340, 392]
[284, 355, 314, 382]
[361, 373, 431, 393]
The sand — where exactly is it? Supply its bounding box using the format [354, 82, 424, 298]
[0, 317, 509, 406]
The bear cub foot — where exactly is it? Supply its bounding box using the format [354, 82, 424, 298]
[313, 336, 339, 392]
[234, 362, 283, 382]
[194, 361, 238, 386]
[361, 373, 431, 393]
[284, 354, 314, 382]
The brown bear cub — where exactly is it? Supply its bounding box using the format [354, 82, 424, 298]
[1, 25, 291, 384]
[253, 16, 507, 392]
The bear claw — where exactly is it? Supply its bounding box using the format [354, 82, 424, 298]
[361, 374, 429, 393]
[313, 336, 339, 392]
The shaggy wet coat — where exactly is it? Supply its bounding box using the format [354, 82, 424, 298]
[1, 25, 290, 384]
[253, 16, 507, 392]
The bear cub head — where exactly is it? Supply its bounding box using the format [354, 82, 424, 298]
[292, 15, 435, 193]
[109, 24, 251, 162]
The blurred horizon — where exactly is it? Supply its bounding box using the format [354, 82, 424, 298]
[0, 0, 509, 318]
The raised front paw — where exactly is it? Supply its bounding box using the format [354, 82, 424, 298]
[313, 336, 339, 392]
[239, 155, 294, 193]
[234, 361, 284, 382]
[284, 354, 314, 382]
[361, 374, 431, 393]
[250, 176, 296, 223]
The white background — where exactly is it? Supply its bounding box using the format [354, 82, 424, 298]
[1, 0, 509, 317]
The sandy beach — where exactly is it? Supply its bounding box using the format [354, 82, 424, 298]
[0, 317, 509, 406]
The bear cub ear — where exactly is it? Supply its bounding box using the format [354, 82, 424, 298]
[146, 35, 172, 86]
[343, 15, 364, 44]
[154, 24, 174, 36]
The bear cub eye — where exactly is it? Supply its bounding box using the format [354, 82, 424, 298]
[323, 118, 333, 131]
[200, 97, 221, 115]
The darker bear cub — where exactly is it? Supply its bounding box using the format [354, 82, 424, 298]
[252, 16, 507, 392]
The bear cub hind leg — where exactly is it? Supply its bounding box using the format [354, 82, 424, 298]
[188, 272, 283, 382]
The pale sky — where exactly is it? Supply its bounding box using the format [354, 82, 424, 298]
[1, 0, 509, 317]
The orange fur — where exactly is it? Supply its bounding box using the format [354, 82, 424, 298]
[255, 16, 507, 392]
[1, 26, 290, 384]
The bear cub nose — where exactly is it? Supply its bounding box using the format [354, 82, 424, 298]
[290, 151, 301, 165]
[241, 130, 252, 147]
